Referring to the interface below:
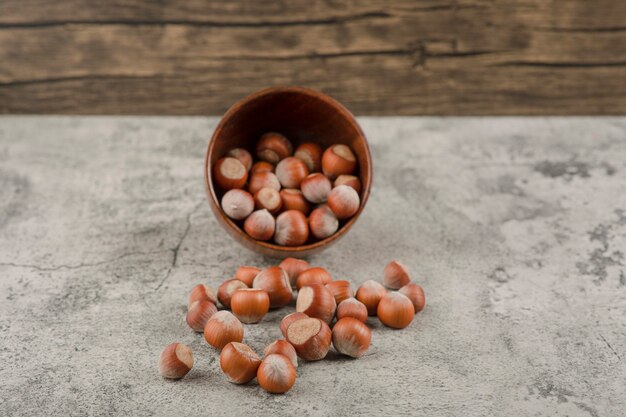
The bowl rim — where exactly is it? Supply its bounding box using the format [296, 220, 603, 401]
[204, 86, 372, 255]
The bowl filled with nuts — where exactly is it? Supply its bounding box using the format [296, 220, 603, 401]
[205, 86, 372, 258]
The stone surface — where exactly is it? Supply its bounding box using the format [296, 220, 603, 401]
[0, 116, 625, 416]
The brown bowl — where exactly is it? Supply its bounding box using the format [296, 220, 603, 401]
[205, 86, 372, 259]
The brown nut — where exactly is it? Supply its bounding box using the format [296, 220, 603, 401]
[296, 284, 337, 324]
[218, 279, 248, 308]
[308, 205, 339, 240]
[158, 342, 193, 379]
[204, 311, 244, 350]
[377, 292, 415, 329]
[256, 132, 293, 164]
[321, 144, 356, 180]
[186, 299, 218, 332]
[243, 209, 275, 241]
[226, 148, 253, 171]
[383, 260, 411, 290]
[278, 257, 310, 287]
[286, 317, 332, 361]
[279, 189, 311, 215]
[220, 342, 261, 384]
[234, 266, 261, 287]
[280, 312, 308, 338]
[334, 175, 361, 194]
[332, 317, 371, 358]
[252, 266, 292, 308]
[214, 157, 248, 190]
[188, 284, 217, 307]
[356, 280, 387, 316]
[296, 267, 333, 290]
[325, 280, 354, 305]
[254, 187, 283, 215]
[327, 185, 360, 220]
[274, 210, 309, 246]
[276, 156, 309, 189]
[248, 172, 281, 195]
[336, 297, 368, 323]
[230, 289, 270, 324]
[399, 282, 426, 313]
[294, 142, 323, 172]
[300, 173, 331, 204]
[257, 354, 296, 394]
[221, 189, 255, 220]
[264, 339, 298, 368]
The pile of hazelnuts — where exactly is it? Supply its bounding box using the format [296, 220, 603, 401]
[213, 132, 362, 245]
[158, 259, 426, 394]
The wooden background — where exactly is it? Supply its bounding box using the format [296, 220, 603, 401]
[1, 0, 625, 115]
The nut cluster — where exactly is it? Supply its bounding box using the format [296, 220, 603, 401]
[213, 132, 362, 246]
[158, 259, 426, 395]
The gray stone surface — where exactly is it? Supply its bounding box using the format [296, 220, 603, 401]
[0, 116, 625, 417]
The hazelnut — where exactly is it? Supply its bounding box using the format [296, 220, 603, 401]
[334, 175, 361, 194]
[248, 172, 281, 195]
[336, 297, 368, 323]
[383, 260, 411, 290]
[274, 210, 309, 246]
[332, 317, 371, 358]
[294, 142, 323, 172]
[217, 279, 248, 308]
[286, 317, 332, 361]
[280, 312, 308, 338]
[204, 310, 244, 350]
[252, 266, 292, 308]
[234, 266, 261, 287]
[377, 292, 415, 329]
[213, 157, 248, 190]
[221, 189, 255, 220]
[279, 189, 311, 215]
[253, 187, 283, 214]
[188, 284, 217, 306]
[321, 144, 356, 180]
[296, 267, 333, 290]
[325, 280, 354, 304]
[300, 173, 331, 204]
[158, 342, 193, 379]
[356, 280, 387, 316]
[399, 282, 426, 313]
[276, 156, 309, 188]
[308, 205, 339, 239]
[257, 354, 297, 394]
[251, 161, 274, 174]
[230, 288, 270, 324]
[327, 185, 360, 220]
[226, 148, 253, 171]
[220, 342, 261, 384]
[186, 299, 218, 332]
[278, 257, 310, 287]
[264, 339, 298, 368]
[243, 209, 275, 241]
[296, 284, 337, 324]
[256, 132, 293, 164]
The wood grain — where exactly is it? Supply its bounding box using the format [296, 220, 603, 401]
[1, 0, 625, 115]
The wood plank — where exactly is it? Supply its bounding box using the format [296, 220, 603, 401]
[1, 0, 625, 115]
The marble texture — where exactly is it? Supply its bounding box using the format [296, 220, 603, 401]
[0, 117, 624, 416]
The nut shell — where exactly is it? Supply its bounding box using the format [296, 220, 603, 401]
[279, 189, 311, 215]
[274, 210, 309, 246]
[254, 187, 283, 214]
[186, 299, 218, 332]
[220, 342, 261, 384]
[264, 340, 298, 368]
[279, 257, 310, 287]
[309, 205, 339, 240]
[336, 297, 368, 323]
[334, 175, 362, 194]
[327, 185, 360, 220]
[221, 189, 255, 220]
[226, 148, 253, 171]
[332, 317, 371, 358]
[280, 312, 308, 338]
[276, 157, 309, 188]
[377, 292, 415, 329]
[158, 342, 193, 379]
[383, 260, 411, 290]
[252, 266, 292, 308]
[251, 161, 274, 174]
[256, 132, 293, 164]
[204, 311, 244, 350]
[217, 279, 248, 308]
[296, 284, 337, 324]
[286, 317, 332, 361]
[300, 173, 331, 204]
[257, 354, 297, 394]
[296, 267, 333, 290]
[321, 144, 357, 180]
[294, 142, 323, 172]
[325, 280, 354, 304]
[248, 171, 281, 195]
[230, 289, 270, 324]
[356, 280, 387, 316]
[243, 209, 275, 241]
[399, 282, 426, 313]
[214, 157, 248, 190]
[234, 266, 261, 287]
[188, 284, 217, 306]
